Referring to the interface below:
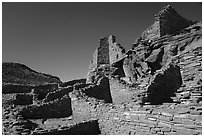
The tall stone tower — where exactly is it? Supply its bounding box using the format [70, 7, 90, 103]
[86, 35, 126, 84]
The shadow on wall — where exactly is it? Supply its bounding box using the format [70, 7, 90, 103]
[34, 120, 101, 135]
[146, 47, 165, 75]
[146, 64, 182, 104]
[20, 95, 72, 119]
[83, 77, 113, 103]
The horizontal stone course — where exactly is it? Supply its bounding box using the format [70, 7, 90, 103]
[70, 88, 202, 135]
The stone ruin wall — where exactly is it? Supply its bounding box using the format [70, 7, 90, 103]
[97, 37, 110, 65]
[109, 78, 146, 105]
[2, 84, 34, 94]
[70, 24, 202, 135]
[140, 5, 193, 43]
[70, 86, 202, 135]
[89, 50, 98, 71]
[13, 73, 201, 135]
[108, 35, 126, 64]
[141, 20, 161, 41]
[12, 53, 201, 135]
[86, 35, 126, 84]
[4, 5, 201, 135]
[158, 5, 193, 36]
[122, 58, 137, 84]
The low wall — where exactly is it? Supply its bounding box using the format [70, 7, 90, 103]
[59, 79, 86, 87]
[109, 78, 146, 105]
[32, 120, 101, 135]
[44, 86, 73, 102]
[69, 88, 202, 135]
[14, 94, 33, 105]
[20, 95, 72, 119]
[33, 84, 59, 100]
[2, 84, 33, 94]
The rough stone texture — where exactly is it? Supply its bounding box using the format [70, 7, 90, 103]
[69, 88, 202, 135]
[20, 95, 72, 119]
[139, 5, 193, 42]
[2, 84, 33, 94]
[158, 5, 193, 36]
[141, 20, 160, 41]
[114, 22, 201, 105]
[97, 37, 110, 65]
[109, 78, 146, 105]
[44, 86, 73, 102]
[14, 94, 33, 105]
[122, 50, 138, 84]
[112, 5, 194, 86]
[129, 5, 195, 82]
[32, 120, 101, 135]
[145, 47, 164, 74]
[86, 35, 125, 84]
[146, 63, 182, 104]
[78, 77, 112, 103]
[108, 35, 126, 64]
[59, 78, 86, 87]
[2, 5, 202, 135]
[33, 84, 59, 100]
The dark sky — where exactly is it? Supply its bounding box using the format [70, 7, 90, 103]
[2, 2, 202, 82]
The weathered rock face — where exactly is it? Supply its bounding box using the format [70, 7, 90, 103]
[126, 22, 201, 104]
[2, 62, 62, 85]
[146, 63, 182, 104]
[106, 5, 194, 85]
[33, 84, 59, 100]
[81, 77, 112, 103]
[108, 35, 126, 64]
[131, 5, 194, 75]
[138, 5, 194, 42]
[86, 35, 125, 84]
[158, 5, 194, 36]
[97, 37, 110, 65]
[86, 5, 200, 105]
[20, 95, 72, 119]
[122, 5, 195, 82]
[122, 51, 138, 84]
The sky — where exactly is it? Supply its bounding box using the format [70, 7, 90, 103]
[2, 2, 202, 82]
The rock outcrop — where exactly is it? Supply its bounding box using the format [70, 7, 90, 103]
[2, 62, 62, 85]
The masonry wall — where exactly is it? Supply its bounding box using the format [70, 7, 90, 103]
[70, 90, 202, 135]
[33, 120, 101, 135]
[20, 95, 72, 119]
[141, 20, 160, 41]
[108, 36, 126, 64]
[33, 84, 59, 100]
[97, 37, 110, 65]
[109, 78, 145, 105]
[159, 9, 193, 36]
[123, 57, 137, 84]
[2, 84, 33, 94]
